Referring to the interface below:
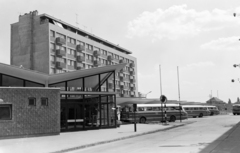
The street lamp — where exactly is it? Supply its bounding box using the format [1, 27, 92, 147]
[232, 78, 240, 83]
[233, 64, 240, 68]
[232, 64, 240, 83]
[145, 91, 152, 98]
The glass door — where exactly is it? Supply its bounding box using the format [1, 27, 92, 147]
[61, 102, 85, 131]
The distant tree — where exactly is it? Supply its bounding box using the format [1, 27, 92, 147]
[228, 99, 232, 104]
[238, 97, 240, 103]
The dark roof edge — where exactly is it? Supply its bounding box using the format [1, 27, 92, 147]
[39, 13, 132, 54]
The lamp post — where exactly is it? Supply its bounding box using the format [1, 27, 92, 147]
[232, 64, 240, 83]
[145, 91, 152, 98]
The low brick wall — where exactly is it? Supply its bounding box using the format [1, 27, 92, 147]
[0, 87, 60, 139]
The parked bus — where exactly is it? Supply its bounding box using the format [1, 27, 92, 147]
[182, 105, 211, 118]
[204, 105, 220, 115]
[232, 104, 240, 115]
[120, 104, 188, 123]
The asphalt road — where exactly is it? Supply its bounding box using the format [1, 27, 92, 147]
[69, 114, 240, 153]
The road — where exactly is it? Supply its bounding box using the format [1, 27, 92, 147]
[69, 114, 240, 153]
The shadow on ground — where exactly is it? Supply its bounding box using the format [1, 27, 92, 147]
[199, 122, 240, 153]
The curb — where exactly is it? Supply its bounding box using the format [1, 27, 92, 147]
[51, 122, 194, 153]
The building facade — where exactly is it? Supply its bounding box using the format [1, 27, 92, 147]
[10, 10, 138, 98]
[0, 87, 60, 138]
[0, 62, 125, 138]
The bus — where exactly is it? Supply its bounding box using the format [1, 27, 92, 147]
[182, 105, 211, 118]
[232, 104, 240, 115]
[205, 105, 219, 115]
[120, 104, 188, 123]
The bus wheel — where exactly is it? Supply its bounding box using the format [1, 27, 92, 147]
[139, 117, 146, 123]
[199, 113, 203, 118]
[170, 116, 176, 122]
[233, 113, 236, 115]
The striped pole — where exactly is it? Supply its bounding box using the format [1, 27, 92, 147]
[164, 103, 167, 124]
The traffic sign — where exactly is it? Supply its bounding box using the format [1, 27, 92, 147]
[160, 95, 167, 103]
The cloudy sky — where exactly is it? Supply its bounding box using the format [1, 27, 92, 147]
[1, 0, 240, 102]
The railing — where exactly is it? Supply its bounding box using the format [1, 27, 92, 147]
[56, 37, 66, 45]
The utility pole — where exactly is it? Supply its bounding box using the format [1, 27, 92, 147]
[177, 66, 181, 101]
[159, 65, 162, 95]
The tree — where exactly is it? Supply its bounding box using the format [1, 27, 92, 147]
[228, 99, 232, 104]
[238, 97, 240, 103]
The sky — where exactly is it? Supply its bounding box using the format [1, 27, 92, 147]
[1, 0, 240, 103]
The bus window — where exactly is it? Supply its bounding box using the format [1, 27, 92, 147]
[138, 107, 144, 111]
[199, 107, 203, 110]
[184, 108, 189, 110]
[152, 107, 160, 111]
[194, 108, 198, 110]
[146, 107, 153, 111]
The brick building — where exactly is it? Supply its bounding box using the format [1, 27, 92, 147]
[0, 88, 60, 138]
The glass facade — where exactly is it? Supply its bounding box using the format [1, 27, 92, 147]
[0, 74, 44, 87]
[49, 71, 117, 131]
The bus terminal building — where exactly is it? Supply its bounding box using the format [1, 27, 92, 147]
[0, 62, 126, 139]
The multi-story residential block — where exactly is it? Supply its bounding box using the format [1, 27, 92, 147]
[10, 10, 138, 97]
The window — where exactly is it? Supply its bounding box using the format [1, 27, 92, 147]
[50, 55, 55, 62]
[50, 43, 55, 51]
[50, 68, 55, 74]
[146, 107, 153, 111]
[71, 61, 75, 66]
[67, 37, 71, 43]
[70, 38, 76, 44]
[28, 98, 36, 106]
[41, 98, 48, 106]
[0, 104, 12, 120]
[2, 75, 24, 87]
[56, 69, 66, 73]
[56, 33, 66, 39]
[50, 30, 55, 37]
[56, 57, 64, 63]
[71, 50, 75, 56]
[152, 107, 160, 111]
[25, 81, 44, 87]
[67, 48, 71, 54]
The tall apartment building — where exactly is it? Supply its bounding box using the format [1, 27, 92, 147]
[10, 10, 138, 97]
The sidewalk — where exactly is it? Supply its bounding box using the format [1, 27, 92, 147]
[0, 121, 193, 153]
[200, 122, 240, 153]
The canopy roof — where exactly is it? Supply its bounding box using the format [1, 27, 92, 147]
[0, 62, 126, 86]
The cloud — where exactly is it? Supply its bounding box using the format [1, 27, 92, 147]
[180, 61, 215, 71]
[201, 36, 240, 51]
[127, 4, 240, 40]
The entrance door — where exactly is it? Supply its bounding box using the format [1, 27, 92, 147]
[61, 103, 84, 131]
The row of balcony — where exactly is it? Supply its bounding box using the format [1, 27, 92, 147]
[55, 37, 135, 66]
[56, 37, 85, 51]
[118, 91, 135, 97]
[107, 82, 135, 90]
[55, 50, 134, 67]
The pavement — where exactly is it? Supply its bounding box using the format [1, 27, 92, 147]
[199, 121, 240, 153]
[0, 117, 240, 153]
[0, 121, 193, 153]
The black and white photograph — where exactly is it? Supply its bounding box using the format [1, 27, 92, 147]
[1, 0, 240, 153]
